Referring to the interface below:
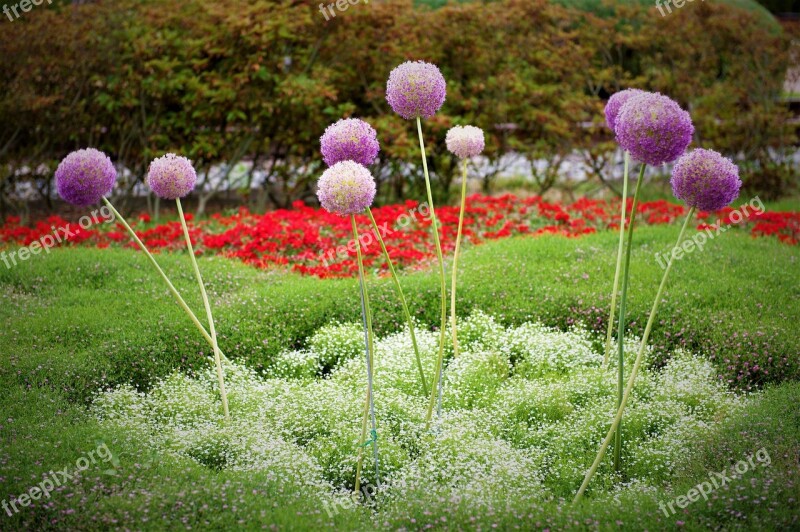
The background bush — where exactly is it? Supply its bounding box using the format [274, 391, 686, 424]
[0, 0, 795, 218]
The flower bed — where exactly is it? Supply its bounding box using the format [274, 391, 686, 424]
[93, 312, 743, 520]
[2, 195, 797, 277]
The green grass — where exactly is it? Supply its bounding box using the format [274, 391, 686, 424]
[1, 225, 798, 396]
[0, 226, 798, 529]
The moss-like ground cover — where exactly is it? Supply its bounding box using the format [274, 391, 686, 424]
[1, 226, 798, 529]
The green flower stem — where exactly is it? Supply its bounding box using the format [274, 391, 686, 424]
[602, 151, 630, 369]
[177, 198, 229, 420]
[451, 158, 469, 360]
[366, 207, 428, 396]
[354, 385, 370, 495]
[574, 206, 696, 503]
[101, 197, 229, 362]
[355, 249, 378, 495]
[351, 214, 381, 490]
[613, 162, 646, 471]
[416, 117, 448, 429]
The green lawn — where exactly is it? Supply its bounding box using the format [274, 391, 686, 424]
[1, 226, 798, 529]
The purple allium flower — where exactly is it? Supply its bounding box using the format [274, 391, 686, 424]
[614, 92, 694, 166]
[317, 161, 376, 216]
[55, 148, 117, 206]
[604, 88, 647, 132]
[445, 125, 485, 158]
[320, 118, 380, 167]
[386, 61, 446, 120]
[146, 153, 197, 200]
[671, 148, 741, 211]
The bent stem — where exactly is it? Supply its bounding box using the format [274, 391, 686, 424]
[451, 158, 468, 359]
[603, 151, 630, 369]
[366, 207, 428, 396]
[574, 206, 695, 503]
[417, 117, 448, 429]
[613, 162, 645, 471]
[351, 215, 381, 491]
[177, 198, 229, 420]
[101, 197, 229, 362]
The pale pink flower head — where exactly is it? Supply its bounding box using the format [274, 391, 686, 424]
[317, 161, 376, 216]
[320, 118, 380, 167]
[146, 153, 197, 200]
[386, 61, 446, 120]
[446, 125, 485, 158]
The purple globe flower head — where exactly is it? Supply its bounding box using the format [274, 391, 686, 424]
[386, 61, 446, 120]
[614, 92, 694, 166]
[604, 88, 647, 132]
[146, 153, 197, 200]
[671, 148, 741, 211]
[55, 148, 117, 206]
[320, 118, 380, 167]
[317, 161, 376, 216]
[446, 125, 485, 159]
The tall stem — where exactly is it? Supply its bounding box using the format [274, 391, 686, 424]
[351, 215, 380, 490]
[366, 208, 428, 395]
[451, 158, 469, 359]
[613, 163, 645, 470]
[101, 197, 228, 361]
[354, 243, 377, 494]
[574, 207, 696, 503]
[417, 117, 448, 428]
[177, 198, 229, 420]
[603, 151, 629, 369]
[354, 385, 370, 495]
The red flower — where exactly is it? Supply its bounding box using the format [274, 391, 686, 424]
[1, 195, 794, 277]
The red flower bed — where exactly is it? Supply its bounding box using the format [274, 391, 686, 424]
[1, 195, 797, 277]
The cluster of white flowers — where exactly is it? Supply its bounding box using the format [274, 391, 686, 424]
[93, 311, 744, 515]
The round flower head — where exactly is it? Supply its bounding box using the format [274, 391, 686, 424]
[614, 92, 694, 166]
[55, 148, 117, 206]
[320, 118, 380, 167]
[670, 148, 741, 211]
[446, 125, 485, 159]
[316, 161, 376, 216]
[386, 61, 446, 120]
[604, 88, 647, 132]
[146, 153, 197, 200]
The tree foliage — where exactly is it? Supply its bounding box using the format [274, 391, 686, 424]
[0, 0, 793, 216]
